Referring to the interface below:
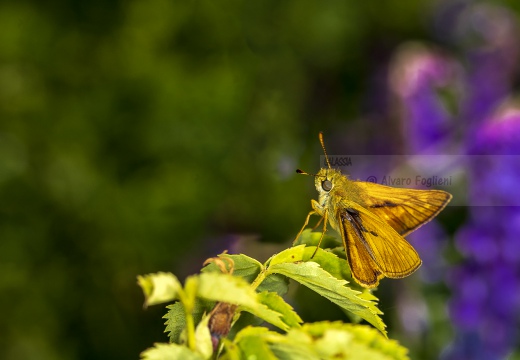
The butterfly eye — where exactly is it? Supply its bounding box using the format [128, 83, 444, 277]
[322, 180, 332, 191]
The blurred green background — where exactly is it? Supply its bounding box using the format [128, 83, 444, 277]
[2, 1, 519, 359]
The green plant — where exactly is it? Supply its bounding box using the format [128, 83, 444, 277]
[138, 230, 410, 359]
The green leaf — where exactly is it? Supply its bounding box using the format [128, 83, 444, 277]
[233, 326, 317, 360]
[238, 335, 278, 359]
[202, 253, 263, 284]
[241, 303, 288, 332]
[273, 237, 368, 293]
[301, 246, 372, 296]
[301, 246, 351, 281]
[226, 322, 407, 359]
[194, 315, 213, 359]
[269, 245, 307, 266]
[203, 253, 289, 296]
[256, 273, 289, 296]
[138, 272, 182, 307]
[197, 272, 259, 307]
[234, 327, 282, 360]
[267, 262, 386, 336]
[257, 291, 302, 329]
[269, 244, 351, 283]
[140, 343, 205, 360]
[197, 272, 288, 331]
[294, 322, 409, 360]
[269, 342, 320, 360]
[339, 324, 409, 360]
[219, 338, 241, 360]
[293, 229, 341, 248]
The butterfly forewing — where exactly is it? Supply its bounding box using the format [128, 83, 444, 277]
[354, 181, 452, 236]
[337, 203, 422, 287]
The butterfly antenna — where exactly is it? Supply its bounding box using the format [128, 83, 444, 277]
[296, 169, 318, 176]
[319, 132, 332, 169]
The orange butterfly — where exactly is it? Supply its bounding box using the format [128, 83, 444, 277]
[294, 133, 452, 288]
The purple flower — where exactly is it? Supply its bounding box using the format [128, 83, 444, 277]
[446, 102, 520, 359]
[389, 43, 462, 154]
[458, 3, 520, 133]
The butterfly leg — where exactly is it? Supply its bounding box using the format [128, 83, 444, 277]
[310, 200, 328, 258]
[311, 216, 324, 231]
[292, 209, 317, 245]
[310, 213, 328, 258]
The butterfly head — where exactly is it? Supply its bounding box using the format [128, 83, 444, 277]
[296, 132, 344, 197]
[314, 167, 343, 195]
[296, 167, 342, 194]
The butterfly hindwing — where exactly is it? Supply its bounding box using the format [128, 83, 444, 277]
[337, 203, 422, 287]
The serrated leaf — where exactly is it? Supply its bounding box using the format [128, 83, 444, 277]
[195, 315, 213, 359]
[267, 262, 386, 336]
[272, 241, 368, 294]
[202, 253, 263, 284]
[301, 246, 352, 282]
[268, 243, 352, 283]
[241, 303, 288, 332]
[197, 272, 259, 307]
[140, 343, 205, 360]
[138, 272, 182, 307]
[164, 303, 185, 343]
[311, 250, 370, 295]
[269, 245, 307, 266]
[164, 299, 214, 343]
[257, 291, 302, 329]
[197, 272, 288, 331]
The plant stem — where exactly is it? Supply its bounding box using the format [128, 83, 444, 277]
[178, 289, 196, 351]
[250, 268, 268, 291]
[184, 306, 196, 351]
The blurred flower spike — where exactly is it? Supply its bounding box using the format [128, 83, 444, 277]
[386, 2, 520, 359]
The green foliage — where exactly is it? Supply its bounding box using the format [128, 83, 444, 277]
[138, 272, 183, 307]
[141, 343, 205, 360]
[220, 323, 409, 360]
[1, 1, 470, 358]
[138, 232, 410, 359]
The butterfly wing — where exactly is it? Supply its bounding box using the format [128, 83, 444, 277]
[353, 181, 452, 236]
[336, 203, 422, 288]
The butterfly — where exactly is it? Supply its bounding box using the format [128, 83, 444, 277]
[294, 133, 452, 288]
